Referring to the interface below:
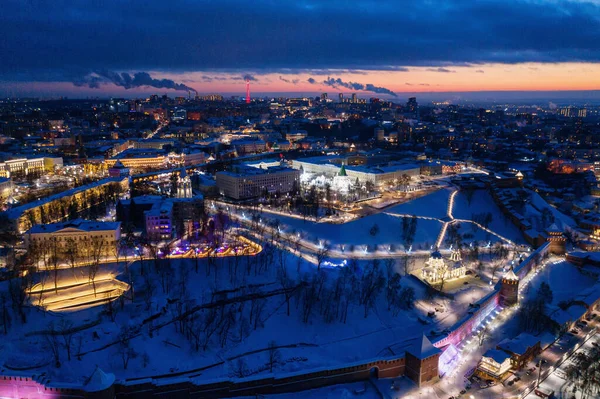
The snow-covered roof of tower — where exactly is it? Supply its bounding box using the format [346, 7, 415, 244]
[111, 160, 125, 169]
[516, 171, 523, 178]
[84, 366, 115, 392]
[546, 223, 561, 233]
[407, 334, 441, 359]
[503, 266, 519, 281]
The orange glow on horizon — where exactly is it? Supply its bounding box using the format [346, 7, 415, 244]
[4, 62, 600, 97]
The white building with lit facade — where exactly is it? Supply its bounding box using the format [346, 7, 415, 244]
[421, 249, 466, 284]
[25, 219, 121, 256]
[216, 165, 300, 200]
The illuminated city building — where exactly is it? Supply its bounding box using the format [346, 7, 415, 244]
[25, 219, 121, 258]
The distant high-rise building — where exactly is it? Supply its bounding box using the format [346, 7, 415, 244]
[246, 78, 251, 104]
[407, 97, 419, 117]
[560, 106, 575, 117]
[579, 108, 588, 118]
[338, 93, 344, 102]
[351, 93, 357, 103]
[321, 93, 328, 101]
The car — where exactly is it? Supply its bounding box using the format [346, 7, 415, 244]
[581, 320, 588, 325]
[460, 389, 466, 394]
[508, 380, 514, 386]
[514, 376, 521, 382]
[526, 371, 532, 376]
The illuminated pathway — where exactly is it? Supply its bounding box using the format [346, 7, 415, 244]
[27, 273, 130, 312]
[225, 187, 522, 263]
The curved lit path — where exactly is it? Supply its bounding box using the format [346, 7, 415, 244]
[225, 187, 522, 264]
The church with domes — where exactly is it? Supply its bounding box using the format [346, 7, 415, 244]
[421, 249, 466, 284]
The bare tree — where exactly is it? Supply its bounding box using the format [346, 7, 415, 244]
[88, 236, 105, 297]
[38, 271, 47, 308]
[267, 340, 281, 373]
[104, 292, 118, 322]
[57, 319, 75, 361]
[49, 237, 61, 293]
[386, 273, 402, 311]
[399, 287, 416, 310]
[45, 322, 61, 367]
[277, 253, 294, 316]
[316, 243, 330, 271]
[490, 259, 503, 283]
[360, 259, 385, 318]
[231, 358, 249, 378]
[118, 328, 137, 370]
[8, 271, 28, 323]
[142, 273, 155, 311]
[437, 264, 449, 293]
[63, 237, 80, 274]
[0, 294, 10, 334]
[27, 240, 42, 272]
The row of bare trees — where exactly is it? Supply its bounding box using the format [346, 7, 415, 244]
[28, 236, 109, 296]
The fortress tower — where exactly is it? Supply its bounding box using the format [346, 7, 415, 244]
[545, 223, 566, 255]
[499, 266, 519, 307]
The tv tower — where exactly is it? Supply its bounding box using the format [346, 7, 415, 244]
[245, 77, 251, 104]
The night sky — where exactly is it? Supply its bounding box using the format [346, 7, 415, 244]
[3, 0, 600, 98]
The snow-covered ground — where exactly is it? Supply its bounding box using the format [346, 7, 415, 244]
[258, 210, 442, 251]
[386, 188, 452, 219]
[453, 189, 527, 245]
[0, 252, 441, 386]
[242, 381, 380, 399]
[529, 191, 576, 229]
[524, 260, 598, 305]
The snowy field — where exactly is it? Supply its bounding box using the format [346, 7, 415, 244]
[386, 188, 452, 219]
[525, 260, 598, 305]
[454, 221, 508, 246]
[259, 211, 442, 251]
[453, 189, 527, 244]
